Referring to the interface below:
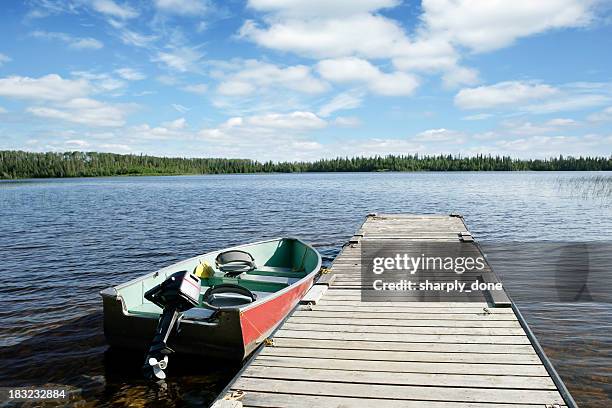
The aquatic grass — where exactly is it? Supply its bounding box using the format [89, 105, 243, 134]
[556, 175, 612, 201]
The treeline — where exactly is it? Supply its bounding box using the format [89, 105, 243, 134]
[1, 151, 611, 179]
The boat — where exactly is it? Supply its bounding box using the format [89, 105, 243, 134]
[100, 238, 321, 362]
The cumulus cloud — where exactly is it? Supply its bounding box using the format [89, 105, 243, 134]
[239, 14, 410, 60]
[27, 98, 132, 127]
[71, 71, 127, 92]
[455, 81, 559, 110]
[194, 111, 327, 160]
[0, 74, 90, 101]
[420, 0, 594, 53]
[412, 128, 464, 143]
[216, 60, 328, 96]
[239, 0, 598, 92]
[317, 57, 418, 96]
[217, 81, 255, 96]
[247, 0, 398, 17]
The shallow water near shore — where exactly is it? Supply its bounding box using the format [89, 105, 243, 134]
[1, 172, 611, 407]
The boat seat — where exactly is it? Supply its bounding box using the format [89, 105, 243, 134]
[247, 266, 306, 278]
[240, 273, 301, 286]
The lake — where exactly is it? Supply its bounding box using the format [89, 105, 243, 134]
[1, 172, 610, 407]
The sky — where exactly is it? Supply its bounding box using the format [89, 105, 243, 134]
[0, 0, 612, 161]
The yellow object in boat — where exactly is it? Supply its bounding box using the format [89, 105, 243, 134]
[194, 260, 214, 278]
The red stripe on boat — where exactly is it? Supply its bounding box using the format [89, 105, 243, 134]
[240, 277, 314, 347]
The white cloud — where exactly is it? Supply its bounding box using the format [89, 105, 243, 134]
[247, 0, 398, 17]
[64, 139, 90, 148]
[27, 98, 131, 127]
[0, 53, 10, 66]
[117, 28, 157, 47]
[239, 14, 410, 59]
[217, 81, 255, 96]
[216, 60, 328, 96]
[318, 57, 418, 96]
[115, 68, 146, 81]
[546, 118, 578, 127]
[181, 83, 208, 94]
[318, 90, 364, 117]
[91, 0, 138, 19]
[420, 0, 594, 53]
[455, 81, 559, 110]
[500, 120, 555, 136]
[163, 117, 187, 129]
[71, 71, 126, 92]
[172, 103, 191, 113]
[462, 113, 493, 121]
[0, 74, 90, 101]
[194, 111, 328, 160]
[239, 0, 598, 94]
[493, 134, 608, 156]
[154, 47, 204, 72]
[524, 94, 610, 114]
[245, 111, 326, 130]
[587, 106, 612, 122]
[155, 0, 208, 16]
[441, 66, 479, 88]
[0, 106, 7, 114]
[412, 128, 464, 143]
[333, 116, 361, 127]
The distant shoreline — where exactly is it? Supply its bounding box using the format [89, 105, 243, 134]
[1, 150, 611, 179]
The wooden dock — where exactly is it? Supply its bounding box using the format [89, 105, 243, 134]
[213, 214, 575, 408]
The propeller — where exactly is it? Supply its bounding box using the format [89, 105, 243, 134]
[146, 355, 169, 380]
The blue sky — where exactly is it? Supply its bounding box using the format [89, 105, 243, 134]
[0, 0, 611, 161]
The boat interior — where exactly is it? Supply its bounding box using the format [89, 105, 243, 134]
[116, 238, 319, 318]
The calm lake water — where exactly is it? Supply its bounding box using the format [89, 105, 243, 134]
[1, 172, 610, 407]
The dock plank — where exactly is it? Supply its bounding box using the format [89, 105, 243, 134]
[232, 378, 565, 405]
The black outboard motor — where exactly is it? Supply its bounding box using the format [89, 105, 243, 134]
[143, 270, 200, 380]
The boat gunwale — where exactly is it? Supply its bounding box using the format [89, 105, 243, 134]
[100, 237, 322, 314]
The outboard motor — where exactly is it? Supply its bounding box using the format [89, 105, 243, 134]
[142, 270, 200, 380]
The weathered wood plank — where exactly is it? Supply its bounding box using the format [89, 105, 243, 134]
[293, 309, 519, 320]
[259, 347, 541, 364]
[240, 392, 564, 408]
[232, 378, 564, 404]
[241, 366, 557, 390]
[268, 337, 536, 354]
[274, 329, 532, 344]
[251, 355, 550, 376]
[281, 322, 526, 335]
[289, 315, 522, 327]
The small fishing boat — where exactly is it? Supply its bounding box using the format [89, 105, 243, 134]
[100, 238, 321, 363]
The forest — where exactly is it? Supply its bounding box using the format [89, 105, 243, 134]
[1, 150, 611, 179]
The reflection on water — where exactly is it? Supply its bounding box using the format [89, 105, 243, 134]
[1, 172, 611, 407]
